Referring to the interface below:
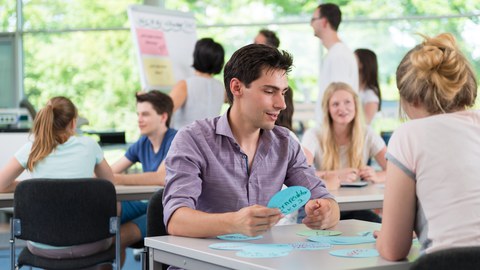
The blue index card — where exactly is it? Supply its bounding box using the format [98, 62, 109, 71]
[209, 242, 254, 250]
[357, 231, 374, 237]
[297, 229, 342, 237]
[236, 244, 293, 258]
[329, 248, 379, 258]
[267, 186, 311, 215]
[308, 236, 376, 245]
[289, 242, 332, 250]
[216, 234, 263, 241]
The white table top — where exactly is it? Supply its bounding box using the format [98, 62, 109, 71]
[332, 184, 385, 211]
[145, 219, 419, 270]
[1, 184, 383, 210]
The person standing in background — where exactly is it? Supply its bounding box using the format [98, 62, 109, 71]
[169, 38, 225, 129]
[254, 29, 280, 48]
[310, 3, 359, 125]
[355, 48, 382, 125]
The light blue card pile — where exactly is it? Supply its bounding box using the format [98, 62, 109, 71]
[288, 242, 332, 250]
[216, 234, 263, 241]
[297, 229, 342, 237]
[329, 248, 379, 258]
[209, 242, 254, 250]
[308, 235, 376, 245]
[236, 244, 293, 258]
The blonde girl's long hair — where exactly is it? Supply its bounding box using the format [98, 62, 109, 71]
[27, 97, 78, 171]
[319, 82, 365, 170]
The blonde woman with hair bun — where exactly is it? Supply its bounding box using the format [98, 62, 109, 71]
[376, 33, 479, 261]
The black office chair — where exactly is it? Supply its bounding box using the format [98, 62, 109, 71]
[410, 246, 480, 270]
[130, 188, 167, 264]
[10, 178, 121, 270]
[142, 188, 169, 270]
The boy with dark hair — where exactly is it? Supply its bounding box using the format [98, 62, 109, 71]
[254, 29, 280, 48]
[111, 90, 177, 262]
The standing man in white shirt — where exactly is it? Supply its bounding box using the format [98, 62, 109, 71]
[310, 3, 359, 125]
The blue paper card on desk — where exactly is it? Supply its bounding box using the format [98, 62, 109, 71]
[217, 234, 263, 241]
[236, 244, 292, 258]
[267, 186, 311, 214]
[289, 242, 332, 250]
[297, 229, 342, 237]
[330, 248, 379, 258]
[209, 242, 253, 250]
[308, 236, 376, 245]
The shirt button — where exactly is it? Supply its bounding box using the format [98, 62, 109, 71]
[242, 155, 247, 159]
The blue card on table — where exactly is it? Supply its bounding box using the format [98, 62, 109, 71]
[267, 186, 311, 215]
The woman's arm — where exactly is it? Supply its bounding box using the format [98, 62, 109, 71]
[111, 156, 133, 174]
[315, 168, 359, 190]
[113, 161, 167, 186]
[375, 147, 387, 170]
[376, 161, 416, 260]
[363, 102, 379, 125]
[359, 146, 387, 183]
[94, 159, 115, 183]
[0, 157, 25, 192]
[169, 80, 188, 112]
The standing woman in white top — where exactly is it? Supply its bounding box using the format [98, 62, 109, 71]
[0, 96, 114, 259]
[301, 82, 387, 191]
[355, 48, 382, 125]
[376, 33, 479, 260]
[170, 38, 225, 129]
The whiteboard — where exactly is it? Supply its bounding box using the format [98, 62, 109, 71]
[0, 132, 32, 180]
[128, 5, 197, 91]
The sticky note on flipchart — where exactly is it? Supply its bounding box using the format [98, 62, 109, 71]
[267, 186, 311, 214]
[142, 57, 175, 86]
[136, 28, 169, 56]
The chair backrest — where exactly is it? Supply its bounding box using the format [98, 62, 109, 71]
[410, 246, 480, 270]
[146, 188, 167, 237]
[146, 188, 168, 270]
[13, 178, 117, 246]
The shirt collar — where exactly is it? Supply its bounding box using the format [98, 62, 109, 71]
[215, 109, 236, 140]
[215, 109, 273, 145]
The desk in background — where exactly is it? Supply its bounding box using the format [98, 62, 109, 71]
[332, 184, 385, 211]
[145, 219, 419, 270]
[0, 185, 161, 208]
[0, 184, 383, 211]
